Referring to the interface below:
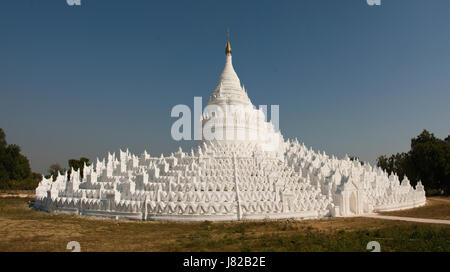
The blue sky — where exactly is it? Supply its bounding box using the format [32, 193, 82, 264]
[1, 0, 449, 173]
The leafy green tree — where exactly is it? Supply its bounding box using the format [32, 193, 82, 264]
[68, 157, 90, 178]
[4, 144, 31, 181]
[376, 152, 412, 182]
[349, 156, 364, 165]
[377, 130, 450, 195]
[409, 130, 449, 194]
[376, 155, 391, 174]
[0, 128, 34, 189]
[0, 128, 6, 148]
[47, 163, 66, 181]
[0, 129, 8, 183]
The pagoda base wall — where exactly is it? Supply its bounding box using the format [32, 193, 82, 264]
[34, 200, 332, 221]
[373, 199, 427, 212]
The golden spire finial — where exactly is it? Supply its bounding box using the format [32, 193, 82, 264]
[225, 28, 232, 55]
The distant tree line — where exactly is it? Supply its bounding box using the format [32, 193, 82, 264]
[0, 128, 41, 190]
[46, 157, 91, 180]
[377, 130, 450, 196]
[0, 128, 91, 190]
[1, 127, 448, 195]
[349, 156, 364, 165]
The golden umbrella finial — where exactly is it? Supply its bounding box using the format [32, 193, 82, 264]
[225, 28, 232, 55]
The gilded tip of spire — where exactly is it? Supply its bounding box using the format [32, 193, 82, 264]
[225, 40, 232, 55]
[225, 28, 231, 55]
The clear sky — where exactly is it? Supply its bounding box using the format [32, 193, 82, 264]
[1, 0, 449, 173]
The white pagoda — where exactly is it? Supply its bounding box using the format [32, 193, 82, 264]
[34, 39, 426, 221]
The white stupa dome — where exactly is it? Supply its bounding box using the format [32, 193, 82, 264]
[34, 38, 426, 221]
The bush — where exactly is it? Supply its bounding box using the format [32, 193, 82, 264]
[0, 174, 41, 190]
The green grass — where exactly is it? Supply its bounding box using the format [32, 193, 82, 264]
[0, 198, 449, 252]
[379, 197, 450, 220]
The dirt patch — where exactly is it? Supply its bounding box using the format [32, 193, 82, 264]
[0, 190, 35, 199]
[0, 193, 35, 199]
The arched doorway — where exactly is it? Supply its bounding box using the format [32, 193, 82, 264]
[349, 192, 357, 214]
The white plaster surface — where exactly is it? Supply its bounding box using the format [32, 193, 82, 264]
[34, 44, 426, 221]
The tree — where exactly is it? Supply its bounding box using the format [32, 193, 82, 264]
[0, 128, 34, 189]
[0, 128, 6, 148]
[4, 144, 31, 181]
[409, 130, 449, 194]
[349, 156, 364, 165]
[376, 152, 412, 181]
[377, 130, 450, 195]
[45, 157, 91, 182]
[0, 128, 8, 182]
[47, 163, 66, 181]
[68, 157, 90, 178]
[0, 129, 32, 182]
